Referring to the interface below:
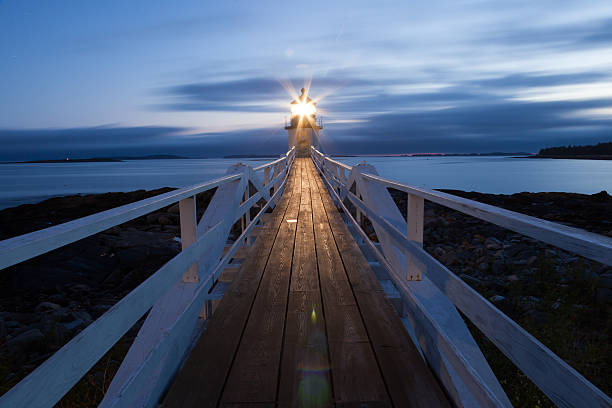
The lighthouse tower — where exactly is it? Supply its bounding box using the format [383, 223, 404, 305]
[285, 88, 322, 157]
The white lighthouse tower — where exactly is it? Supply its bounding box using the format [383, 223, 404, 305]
[285, 88, 322, 157]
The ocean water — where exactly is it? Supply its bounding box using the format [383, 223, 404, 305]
[0, 158, 270, 210]
[337, 156, 612, 195]
[0, 156, 610, 210]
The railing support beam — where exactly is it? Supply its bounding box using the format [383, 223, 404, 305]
[406, 194, 424, 280]
[179, 196, 198, 283]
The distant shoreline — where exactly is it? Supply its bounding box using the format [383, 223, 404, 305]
[516, 155, 612, 160]
[331, 152, 533, 158]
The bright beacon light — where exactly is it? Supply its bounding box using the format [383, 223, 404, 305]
[291, 101, 316, 117]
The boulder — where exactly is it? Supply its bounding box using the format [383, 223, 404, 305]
[6, 328, 44, 349]
[35, 302, 62, 313]
[460, 274, 482, 286]
[485, 237, 502, 250]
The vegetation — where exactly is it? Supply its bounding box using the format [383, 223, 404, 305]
[538, 141, 612, 156]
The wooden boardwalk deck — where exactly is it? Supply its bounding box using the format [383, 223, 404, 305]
[162, 158, 450, 408]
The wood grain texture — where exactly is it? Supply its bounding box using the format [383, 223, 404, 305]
[162, 164, 299, 408]
[308, 162, 391, 406]
[278, 164, 333, 407]
[309, 160, 451, 408]
[219, 160, 302, 404]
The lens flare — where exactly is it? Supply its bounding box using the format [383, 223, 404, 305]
[311, 305, 317, 324]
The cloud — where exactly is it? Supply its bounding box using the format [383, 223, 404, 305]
[0, 125, 289, 161]
[483, 17, 612, 51]
[158, 76, 376, 112]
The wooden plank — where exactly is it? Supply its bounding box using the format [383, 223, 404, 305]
[278, 174, 333, 406]
[219, 160, 303, 404]
[309, 160, 451, 408]
[162, 164, 300, 408]
[307, 162, 390, 406]
[345, 164, 612, 407]
[342, 166, 511, 407]
[179, 196, 198, 282]
[0, 221, 225, 408]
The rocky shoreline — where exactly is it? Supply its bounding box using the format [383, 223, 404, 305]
[0, 188, 610, 405]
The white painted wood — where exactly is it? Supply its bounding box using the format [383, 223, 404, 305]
[406, 194, 424, 281]
[361, 171, 612, 266]
[101, 158, 295, 408]
[312, 148, 612, 408]
[0, 151, 295, 408]
[345, 163, 511, 407]
[0, 173, 241, 271]
[179, 197, 198, 283]
[102, 165, 248, 407]
[0, 221, 224, 408]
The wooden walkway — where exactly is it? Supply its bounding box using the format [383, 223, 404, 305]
[163, 158, 450, 408]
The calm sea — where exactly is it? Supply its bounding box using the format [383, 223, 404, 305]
[0, 156, 610, 210]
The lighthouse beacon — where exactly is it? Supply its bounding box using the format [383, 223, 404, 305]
[285, 88, 322, 157]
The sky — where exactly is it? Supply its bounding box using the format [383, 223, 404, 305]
[1, 0, 612, 159]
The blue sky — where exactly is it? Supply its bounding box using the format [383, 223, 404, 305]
[1, 0, 612, 159]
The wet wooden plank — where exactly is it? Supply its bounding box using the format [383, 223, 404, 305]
[162, 163, 301, 408]
[278, 188, 333, 406]
[219, 162, 303, 404]
[307, 162, 390, 406]
[309, 160, 451, 408]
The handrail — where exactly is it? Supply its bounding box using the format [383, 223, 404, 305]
[0, 147, 295, 272]
[313, 147, 612, 266]
[311, 146, 612, 408]
[0, 147, 295, 408]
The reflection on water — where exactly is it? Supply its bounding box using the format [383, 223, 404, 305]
[0, 158, 267, 210]
[338, 156, 612, 195]
[1, 156, 610, 210]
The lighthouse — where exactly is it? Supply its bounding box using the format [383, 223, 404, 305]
[285, 88, 322, 157]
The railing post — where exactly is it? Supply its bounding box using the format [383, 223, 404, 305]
[264, 166, 271, 187]
[243, 183, 252, 246]
[179, 196, 198, 283]
[406, 194, 424, 280]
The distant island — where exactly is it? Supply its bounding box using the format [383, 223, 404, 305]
[528, 141, 612, 160]
[8, 154, 188, 164]
[332, 152, 533, 158]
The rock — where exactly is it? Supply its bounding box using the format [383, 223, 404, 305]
[62, 319, 85, 331]
[596, 288, 612, 305]
[460, 274, 482, 286]
[158, 215, 172, 225]
[491, 260, 504, 275]
[597, 273, 612, 289]
[146, 214, 159, 224]
[72, 310, 92, 325]
[489, 295, 513, 314]
[6, 328, 44, 349]
[35, 302, 62, 313]
[526, 256, 538, 266]
[440, 250, 458, 266]
[485, 237, 502, 250]
[70, 284, 91, 292]
[524, 309, 548, 327]
[5, 320, 20, 329]
[0, 318, 7, 340]
[433, 247, 445, 258]
[478, 262, 489, 272]
[168, 203, 180, 214]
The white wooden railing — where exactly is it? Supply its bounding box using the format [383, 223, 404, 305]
[0, 148, 295, 408]
[311, 146, 612, 408]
